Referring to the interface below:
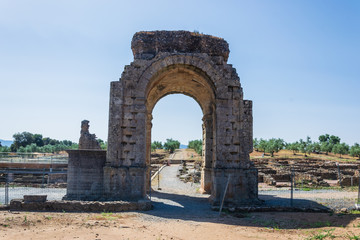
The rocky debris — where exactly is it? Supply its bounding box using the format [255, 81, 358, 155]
[254, 157, 360, 188]
[10, 199, 152, 212]
[177, 163, 201, 184]
[78, 120, 101, 150]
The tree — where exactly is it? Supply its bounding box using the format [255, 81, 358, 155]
[320, 142, 333, 155]
[312, 142, 321, 154]
[257, 138, 268, 155]
[152, 141, 163, 149]
[332, 143, 349, 158]
[298, 136, 312, 157]
[318, 134, 341, 155]
[188, 139, 202, 155]
[329, 135, 341, 145]
[163, 138, 180, 153]
[253, 138, 259, 151]
[11, 132, 35, 151]
[265, 138, 285, 157]
[97, 139, 107, 150]
[350, 143, 360, 160]
[319, 134, 330, 143]
[286, 142, 300, 155]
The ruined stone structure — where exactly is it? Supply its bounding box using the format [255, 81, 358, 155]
[78, 120, 101, 150]
[104, 31, 259, 206]
[66, 31, 258, 206]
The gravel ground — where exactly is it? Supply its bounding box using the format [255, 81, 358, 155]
[1, 165, 358, 212]
[151, 165, 359, 212]
[0, 187, 66, 204]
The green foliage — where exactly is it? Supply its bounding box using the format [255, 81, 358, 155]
[163, 138, 180, 153]
[0, 146, 10, 152]
[350, 143, 360, 159]
[257, 138, 268, 154]
[286, 141, 300, 155]
[332, 142, 349, 158]
[298, 136, 313, 156]
[151, 141, 163, 152]
[9, 131, 77, 153]
[253, 138, 259, 151]
[97, 139, 107, 150]
[152, 141, 163, 149]
[265, 138, 285, 157]
[320, 142, 333, 155]
[253, 138, 284, 156]
[318, 134, 341, 155]
[188, 139, 202, 155]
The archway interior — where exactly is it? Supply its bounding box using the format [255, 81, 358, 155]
[144, 64, 216, 193]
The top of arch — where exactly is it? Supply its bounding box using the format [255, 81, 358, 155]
[131, 30, 230, 62]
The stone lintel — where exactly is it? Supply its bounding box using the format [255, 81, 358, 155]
[131, 31, 229, 62]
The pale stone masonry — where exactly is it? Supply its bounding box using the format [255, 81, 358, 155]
[105, 30, 259, 206]
[66, 30, 259, 206]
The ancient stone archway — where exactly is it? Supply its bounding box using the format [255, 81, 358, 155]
[104, 31, 258, 206]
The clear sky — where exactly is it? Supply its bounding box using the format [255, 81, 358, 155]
[0, 0, 359, 146]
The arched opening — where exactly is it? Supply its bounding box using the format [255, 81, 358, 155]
[145, 64, 216, 194]
[149, 94, 203, 192]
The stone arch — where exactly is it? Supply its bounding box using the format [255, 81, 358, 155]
[104, 31, 259, 206]
[144, 63, 217, 193]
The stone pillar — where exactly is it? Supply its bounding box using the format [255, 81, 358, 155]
[200, 114, 213, 194]
[145, 113, 152, 193]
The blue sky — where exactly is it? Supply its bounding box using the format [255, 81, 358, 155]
[0, 0, 359, 145]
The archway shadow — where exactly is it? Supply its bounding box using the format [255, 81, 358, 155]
[143, 190, 359, 229]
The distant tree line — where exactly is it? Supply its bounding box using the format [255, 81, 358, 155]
[151, 139, 180, 153]
[0, 131, 81, 153]
[253, 134, 360, 159]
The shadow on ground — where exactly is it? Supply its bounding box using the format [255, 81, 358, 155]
[145, 189, 359, 229]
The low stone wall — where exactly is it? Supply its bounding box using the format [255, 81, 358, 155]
[9, 199, 151, 212]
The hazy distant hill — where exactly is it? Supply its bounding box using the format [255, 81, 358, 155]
[0, 139, 13, 147]
[180, 144, 188, 149]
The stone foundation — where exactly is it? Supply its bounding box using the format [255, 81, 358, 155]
[210, 167, 260, 206]
[10, 199, 151, 212]
[64, 150, 106, 200]
[103, 166, 147, 201]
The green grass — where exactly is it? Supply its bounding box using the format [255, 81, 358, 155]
[306, 228, 336, 240]
[347, 232, 360, 240]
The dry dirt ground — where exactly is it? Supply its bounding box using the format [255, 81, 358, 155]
[1, 211, 360, 240]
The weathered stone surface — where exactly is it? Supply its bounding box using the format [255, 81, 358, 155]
[104, 30, 258, 206]
[131, 31, 229, 61]
[79, 120, 101, 150]
[65, 150, 106, 200]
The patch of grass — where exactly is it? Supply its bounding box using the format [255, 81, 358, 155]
[347, 232, 360, 240]
[308, 221, 331, 228]
[44, 215, 52, 220]
[306, 228, 336, 240]
[348, 210, 360, 214]
[89, 212, 123, 221]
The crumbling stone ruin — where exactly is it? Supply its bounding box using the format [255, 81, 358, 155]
[66, 31, 259, 206]
[254, 158, 360, 187]
[78, 120, 101, 150]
